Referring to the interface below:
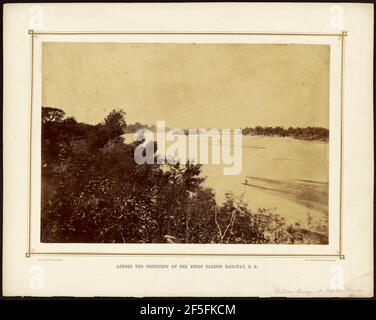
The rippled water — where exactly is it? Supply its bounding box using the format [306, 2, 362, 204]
[124, 133, 328, 228]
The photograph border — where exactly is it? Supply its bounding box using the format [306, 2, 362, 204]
[26, 30, 347, 259]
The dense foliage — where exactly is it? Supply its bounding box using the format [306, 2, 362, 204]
[41, 107, 327, 244]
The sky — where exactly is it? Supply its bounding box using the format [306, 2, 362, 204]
[42, 42, 329, 129]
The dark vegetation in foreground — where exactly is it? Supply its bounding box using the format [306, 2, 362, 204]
[41, 107, 328, 244]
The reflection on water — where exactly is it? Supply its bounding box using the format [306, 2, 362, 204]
[200, 136, 328, 228]
[244, 176, 328, 215]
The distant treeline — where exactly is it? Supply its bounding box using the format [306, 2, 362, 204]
[123, 122, 154, 133]
[124, 124, 328, 142]
[242, 126, 329, 142]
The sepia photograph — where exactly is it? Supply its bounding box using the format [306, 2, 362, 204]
[41, 42, 329, 245]
[2, 2, 373, 299]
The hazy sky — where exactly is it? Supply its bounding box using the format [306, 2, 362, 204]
[42, 42, 329, 129]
